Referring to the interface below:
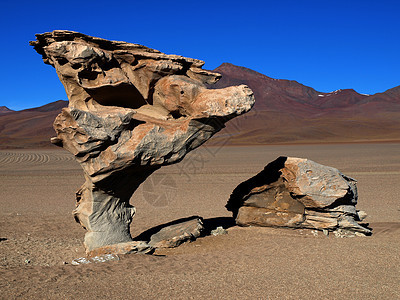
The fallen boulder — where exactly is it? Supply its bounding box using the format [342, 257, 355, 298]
[30, 31, 254, 255]
[226, 156, 371, 235]
[149, 217, 204, 248]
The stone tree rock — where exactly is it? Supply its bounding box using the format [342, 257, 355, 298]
[226, 157, 371, 235]
[30, 30, 254, 255]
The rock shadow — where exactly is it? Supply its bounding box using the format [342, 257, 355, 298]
[201, 217, 236, 235]
[133, 216, 236, 242]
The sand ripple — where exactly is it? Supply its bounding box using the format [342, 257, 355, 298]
[0, 151, 74, 168]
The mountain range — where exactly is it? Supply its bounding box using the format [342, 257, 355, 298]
[0, 63, 399, 149]
[208, 63, 400, 145]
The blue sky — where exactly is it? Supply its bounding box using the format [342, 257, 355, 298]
[1, 0, 399, 110]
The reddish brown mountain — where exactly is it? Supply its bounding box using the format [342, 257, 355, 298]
[208, 63, 400, 144]
[0, 100, 67, 149]
[1, 64, 399, 149]
[0, 106, 14, 115]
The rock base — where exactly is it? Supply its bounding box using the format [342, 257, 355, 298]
[87, 241, 153, 257]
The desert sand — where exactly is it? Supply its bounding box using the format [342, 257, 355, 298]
[1, 143, 399, 299]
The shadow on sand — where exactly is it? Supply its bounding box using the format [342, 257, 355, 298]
[133, 216, 236, 242]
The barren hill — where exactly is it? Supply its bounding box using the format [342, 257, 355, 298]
[209, 63, 400, 145]
[0, 106, 14, 115]
[0, 100, 67, 149]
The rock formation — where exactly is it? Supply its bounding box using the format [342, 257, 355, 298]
[30, 30, 254, 255]
[226, 157, 371, 235]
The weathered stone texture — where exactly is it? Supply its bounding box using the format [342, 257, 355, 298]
[31, 31, 254, 254]
[149, 217, 204, 248]
[226, 157, 371, 235]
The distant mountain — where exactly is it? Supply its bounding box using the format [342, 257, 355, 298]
[0, 100, 68, 149]
[208, 63, 400, 144]
[0, 106, 14, 115]
[24, 100, 68, 113]
[211, 63, 400, 113]
[0, 64, 399, 149]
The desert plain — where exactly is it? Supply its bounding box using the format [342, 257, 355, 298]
[0, 142, 399, 299]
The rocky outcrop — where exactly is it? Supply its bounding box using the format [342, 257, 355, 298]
[30, 30, 254, 254]
[226, 157, 371, 235]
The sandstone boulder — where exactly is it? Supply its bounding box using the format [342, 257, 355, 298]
[30, 31, 254, 255]
[148, 217, 204, 248]
[226, 157, 371, 235]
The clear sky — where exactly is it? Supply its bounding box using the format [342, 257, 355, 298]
[1, 0, 399, 110]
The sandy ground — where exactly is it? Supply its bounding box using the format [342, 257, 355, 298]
[0, 143, 399, 299]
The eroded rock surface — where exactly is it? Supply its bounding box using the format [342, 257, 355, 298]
[30, 30, 254, 254]
[226, 157, 371, 235]
[149, 217, 204, 248]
